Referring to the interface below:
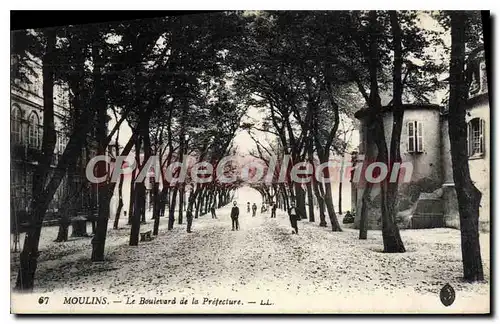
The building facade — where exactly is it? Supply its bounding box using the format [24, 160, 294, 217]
[352, 49, 490, 232]
[10, 57, 97, 226]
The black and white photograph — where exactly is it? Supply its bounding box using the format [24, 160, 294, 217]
[9, 10, 491, 314]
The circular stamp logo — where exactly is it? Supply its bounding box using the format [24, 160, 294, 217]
[440, 283, 456, 307]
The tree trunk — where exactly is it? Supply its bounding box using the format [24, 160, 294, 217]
[157, 187, 167, 219]
[448, 11, 484, 281]
[55, 213, 70, 242]
[55, 163, 77, 242]
[113, 174, 124, 229]
[281, 185, 289, 212]
[386, 11, 405, 236]
[377, 11, 408, 253]
[129, 136, 143, 246]
[139, 115, 152, 226]
[204, 190, 211, 215]
[127, 166, 136, 225]
[313, 180, 327, 227]
[319, 158, 342, 232]
[178, 186, 184, 224]
[364, 11, 405, 252]
[200, 190, 206, 216]
[358, 180, 373, 240]
[324, 181, 342, 232]
[218, 189, 224, 208]
[187, 187, 200, 214]
[306, 182, 315, 222]
[338, 181, 342, 215]
[162, 187, 169, 217]
[152, 181, 161, 236]
[55, 186, 73, 242]
[130, 182, 145, 245]
[15, 207, 44, 290]
[91, 34, 111, 262]
[195, 187, 204, 218]
[168, 187, 178, 230]
[112, 106, 124, 230]
[15, 29, 57, 290]
[294, 182, 307, 220]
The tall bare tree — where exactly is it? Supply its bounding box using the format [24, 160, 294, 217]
[447, 11, 484, 281]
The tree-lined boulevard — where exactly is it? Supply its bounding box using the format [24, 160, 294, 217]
[10, 187, 489, 313]
[11, 11, 488, 305]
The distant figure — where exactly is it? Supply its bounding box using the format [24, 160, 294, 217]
[211, 205, 217, 219]
[261, 204, 265, 213]
[288, 201, 300, 234]
[271, 203, 277, 218]
[231, 201, 240, 231]
[342, 210, 355, 224]
[247, 202, 251, 213]
[252, 203, 257, 217]
[159, 193, 166, 217]
[186, 207, 193, 233]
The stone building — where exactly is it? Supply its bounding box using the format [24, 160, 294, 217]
[351, 48, 490, 232]
[10, 56, 98, 226]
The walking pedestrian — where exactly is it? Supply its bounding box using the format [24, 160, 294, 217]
[186, 207, 193, 233]
[252, 203, 257, 217]
[288, 201, 300, 234]
[271, 202, 277, 218]
[247, 202, 250, 213]
[211, 204, 217, 219]
[231, 201, 240, 231]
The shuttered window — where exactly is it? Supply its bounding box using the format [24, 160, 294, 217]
[406, 121, 424, 153]
[467, 118, 485, 157]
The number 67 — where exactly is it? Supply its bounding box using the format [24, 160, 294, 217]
[38, 297, 49, 305]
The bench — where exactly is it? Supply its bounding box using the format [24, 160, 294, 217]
[140, 230, 153, 242]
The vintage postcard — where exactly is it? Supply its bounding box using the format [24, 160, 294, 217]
[10, 10, 490, 314]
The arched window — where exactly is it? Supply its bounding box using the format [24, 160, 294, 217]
[28, 112, 40, 148]
[11, 105, 23, 144]
[467, 118, 486, 157]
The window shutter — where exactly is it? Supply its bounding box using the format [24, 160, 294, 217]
[408, 121, 415, 153]
[466, 121, 471, 157]
[480, 118, 485, 154]
[405, 121, 409, 152]
[417, 121, 424, 152]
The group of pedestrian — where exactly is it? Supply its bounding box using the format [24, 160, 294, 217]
[235, 200, 299, 234]
[246, 202, 258, 217]
[187, 199, 300, 235]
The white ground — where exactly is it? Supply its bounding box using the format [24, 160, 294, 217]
[10, 188, 490, 314]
